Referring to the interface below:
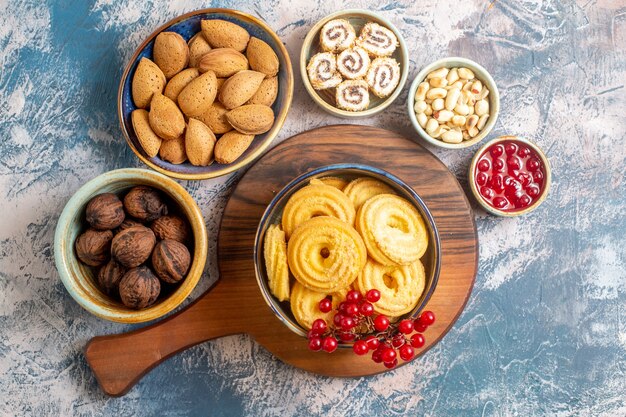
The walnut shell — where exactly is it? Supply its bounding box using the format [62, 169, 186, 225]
[117, 218, 144, 232]
[111, 225, 156, 268]
[150, 215, 190, 243]
[119, 266, 161, 309]
[97, 259, 127, 296]
[123, 186, 168, 222]
[85, 193, 125, 230]
[75, 228, 113, 266]
[151, 239, 191, 283]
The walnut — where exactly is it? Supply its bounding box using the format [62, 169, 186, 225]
[150, 215, 190, 243]
[123, 186, 168, 222]
[119, 266, 161, 309]
[151, 239, 191, 283]
[85, 193, 125, 230]
[97, 259, 127, 296]
[75, 228, 113, 266]
[111, 225, 156, 268]
[117, 218, 144, 232]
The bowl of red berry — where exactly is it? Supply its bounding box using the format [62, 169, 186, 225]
[469, 136, 551, 216]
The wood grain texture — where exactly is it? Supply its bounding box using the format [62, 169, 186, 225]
[85, 125, 477, 396]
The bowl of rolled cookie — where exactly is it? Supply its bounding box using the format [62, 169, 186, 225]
[254, 164, 440, 348]
[300, 10, 409, 118]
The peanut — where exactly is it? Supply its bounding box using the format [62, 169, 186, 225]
[417, 112, 428, 128]
[415, 82, 430, 101]
[446, 68, 459, 84]
[425, 118, 439, 134]
[434, 109, 454, 122]
[441, 129, 463, 144]
[468, 126, 479, 137]
[466, 115, 479, 129]
[475, 99, 489, 116]
[432, 98, 445, 111]
[424, 105, 433, 116]
[452, 115, 466, 127]
[471, 80, 482, 94]
[454, 103, 470, 116]
[427, 67, 449, 79]
[414, 100, 427, 114]
[445, 88, 461, 111]
[429, 77, 448, 88]
[426, 87, 447, 100]
[458, 67, 474, 79]
[477, 114, 489, 130]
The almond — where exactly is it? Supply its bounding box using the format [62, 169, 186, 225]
[153, 32, 189, 79]
[159, 134, 187, 164]
[201, 19, 250, 52]
[198, 48, 248, 78]
[226, 104, 275, 135]
[164, 68, 200, 102]
[247, 76, 278, 106]
[216, 78, 226, 92]
[188, 33, 212, 67]
[148, 93, 186, 140]
[246, 37, 279, 77]
[177, 70, 218, 117]
[219, 70, 265, 109]
[131, 58, 166, 109]
[185, 118, 216, 166]
[197, 102, 232, 135]
[131, 109, 162, 157]
[214, 131, 254, 164]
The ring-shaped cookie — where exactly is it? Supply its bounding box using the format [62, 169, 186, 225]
[290, 282, 349, 329]
[343, 177, 395, 211]
[263, 224, 290, 301]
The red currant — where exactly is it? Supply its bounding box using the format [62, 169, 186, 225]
[381, 347, 397, 363]
[384, 358, 398, 369]
[490, 144, 504, 157]
[476, 172, 488, 186]
[372, 349, 383, 363]
[373, 315, 390, 331]
[410, 333, 425, 348]
[345, 290, 362, 303]
[517, 146, 531, 157]
[339, 332, 356, 342]
[338, 302, 348, 314]
[399, 344, 415, 361]
[493, 158, 506, 172]
[516, 194, 532, 208]
[340, 316, 355, 331]
[480, 186, 494, 199]
[490, 173, 505, 192]
[477, 159, 490, 172]
[353, 340, 369, 355]
[307, 329, 317, 340]
[365, 335, 380, 351]
[398, 319, 414, 334]
[344, 303, 359, 317]
[493, 196, 508, 209]
[391, 334, 405, 348]
[366, 289, 381, 303]
[527, 157, 541, 171]
[505, 142, 518, 155]
[333, 313, 344, 327]
[517, 172, 532, 187]
[414, 322, 428, 333]
[322, 336, 338, 353]
[359, 302, 374, 316]
[533, 171, 544, 183]
[507, 156, 521, 171]
[311, 319, 327, 336]
[308, 336, 322, 351]
[526, 184, 540, 197]
[318, 298, 332, 313]
[419, 311, 436, 326]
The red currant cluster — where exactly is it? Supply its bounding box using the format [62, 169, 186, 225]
[306, 288, 436, 369]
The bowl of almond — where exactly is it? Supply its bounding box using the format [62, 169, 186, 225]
[119, 8, 294, 180]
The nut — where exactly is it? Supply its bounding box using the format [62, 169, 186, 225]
[85, 193, 125, 230]
[75, 228, 113, 266]
[150, 215, 191, 243]
[123, 186, 168, 222]
[119, 266, 161, 309]
[111, 225, 156, 268]
[151, 239, 191, 284]
[117, 218, 144, 232]
[98, 259, 127, 296]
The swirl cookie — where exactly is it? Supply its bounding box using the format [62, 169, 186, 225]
[310, 176, 349, 191]
[343, 177, 395, 211]
[282, 183, 356, 238]
[356, 258, 425, 317]
[335, 80, 370, 112]
[263, 224, 290, 302]
[356, 22, 398, 57]
[337, 47, 371, 80]
[366, 57, 401, 98]
[307, 52, 343, 90]
[287, 216, 367, 292]
[290, 282, 349, 329]
[319, 19, 356, 53]
[356, 194, 428, 265]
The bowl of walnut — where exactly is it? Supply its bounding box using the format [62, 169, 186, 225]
[54, 168, 208, 323]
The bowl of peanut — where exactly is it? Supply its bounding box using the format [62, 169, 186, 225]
[407, 57, 499, 149]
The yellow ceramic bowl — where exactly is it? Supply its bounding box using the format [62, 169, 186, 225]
[119, 8, 294, 180]
[300, 9, 409, 118]
[54, 168, 208, 323]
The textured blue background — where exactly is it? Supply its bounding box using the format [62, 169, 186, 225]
[1, 0, 625, 416]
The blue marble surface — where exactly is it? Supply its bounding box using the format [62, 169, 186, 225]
[1, 0, 625, 416]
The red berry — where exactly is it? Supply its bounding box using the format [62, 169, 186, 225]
[346, 290, 362, 303]
[490, 173, 505, 192]
[477, 159, 490, 172]
[527, 157, 541, 171]
[322, 336, 338, 353]
[410, 333, 425, 348]
[366, 289, 381, 303]
[480, 186, 494, 199]
[384, 358, 398, 369]
[391, 334, 405, 348]
[333, 313, 344, 327]
[318, 298, 332, 313]
[505, 142, 518, 155]
[419, 311, 436, 326]
[517, 146, 531, 157]
[365, 335, 380, 351]
[311, 319, 327, 335]
[338, 302, 348, 314]
[414, 322, 428, 333]
[398, 319, 414, 334]
[308, 337, 322, 351]
[340, 316, 355, 331]
[353, 340, 369, 355]
[339, 332, 356, 342]
[493, 196, 508, 209]
[381, 347, 397, 363]
[507, 156, 521, 171]
[399, 344, 415, 361]
[307, 330, 316, 340]
[533, 171, 544, 183]
[493, 158, 506, 172]
[516, 194, 532, 208]
[476, 172, 488, 186]
[359, 302, 374, 316]
[372, 349, 383, 363]
[344, 303, 359, 317]
[373, 315, 390, 331]
[517, 172, 533, 187]
[490, 144, 504, 157]
[526, 184, 540, 197]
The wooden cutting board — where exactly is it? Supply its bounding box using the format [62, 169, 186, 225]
[85, 125, 478, 396]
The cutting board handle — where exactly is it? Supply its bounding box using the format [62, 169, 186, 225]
[85, 281, 241, 396]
